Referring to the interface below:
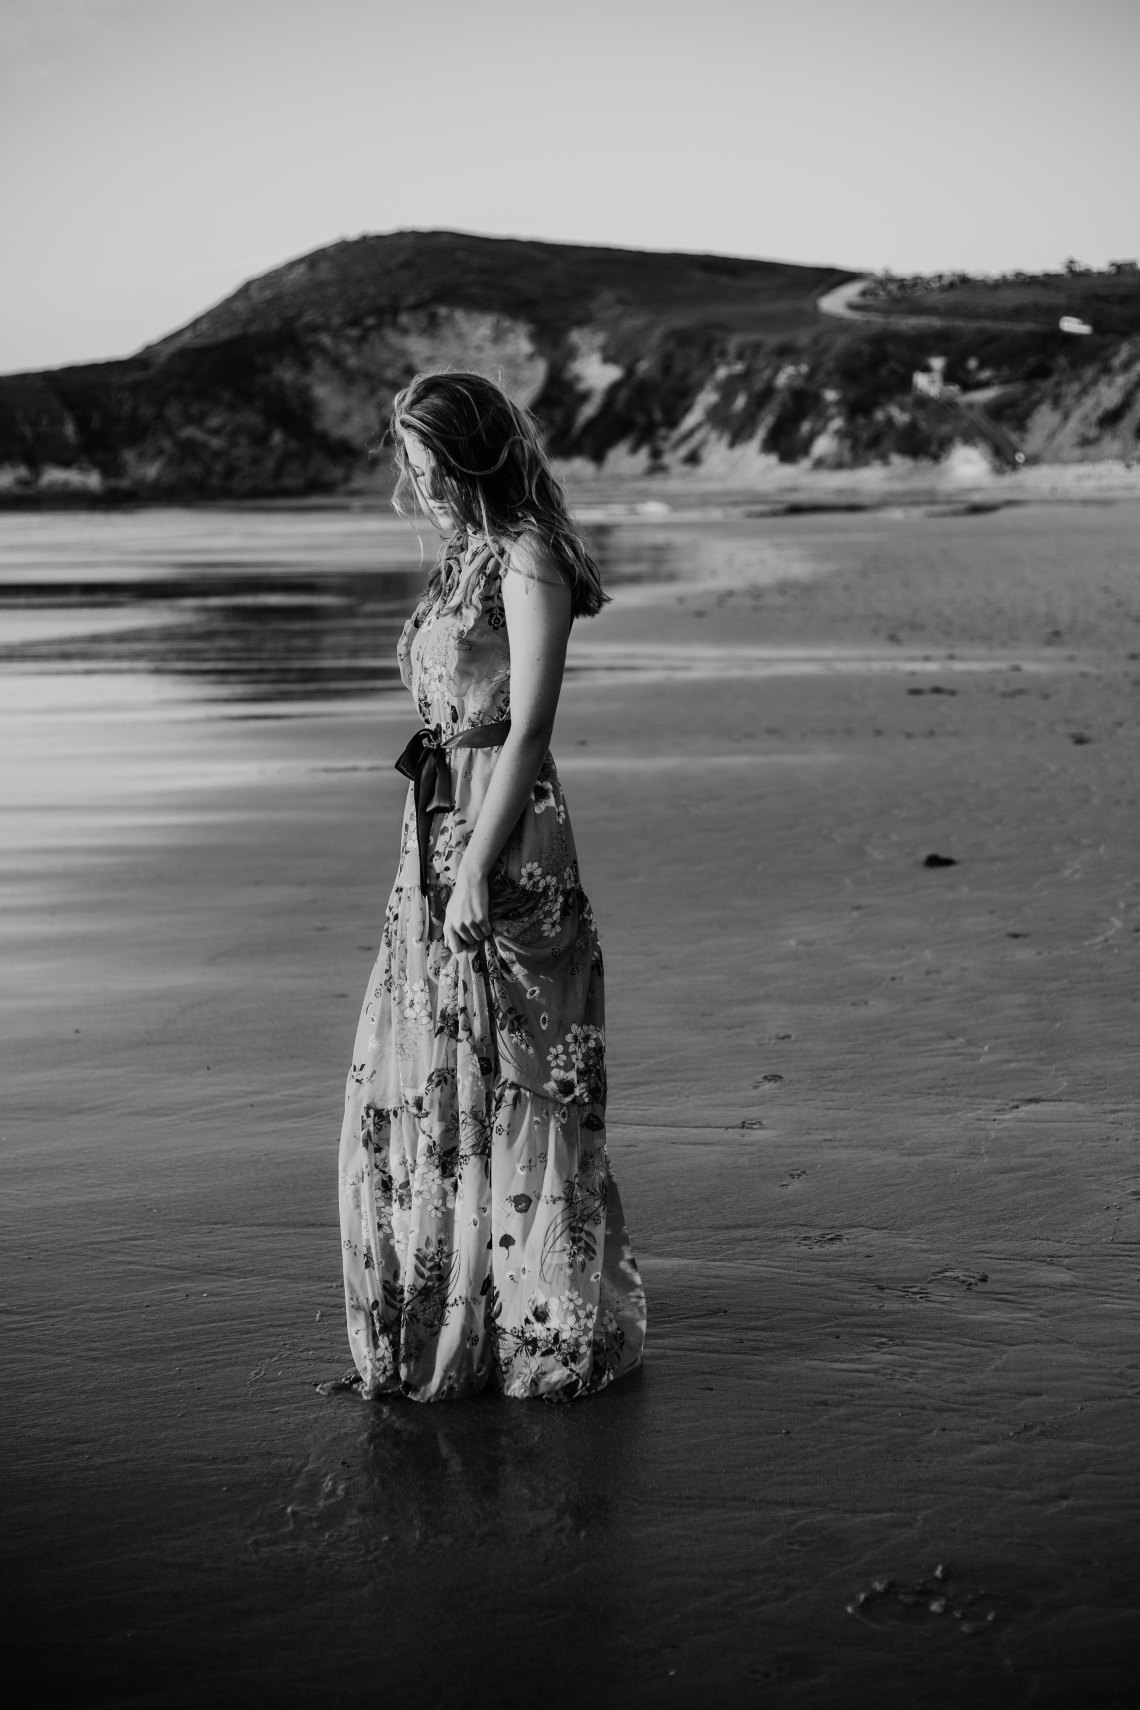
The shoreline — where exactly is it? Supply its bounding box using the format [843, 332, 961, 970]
[2, 455, 1139, 520]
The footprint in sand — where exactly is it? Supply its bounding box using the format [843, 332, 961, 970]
[995, 1097, 1062, 1117]
[249, 1457, 355, 1556]
[283, 1468, 350, 1533]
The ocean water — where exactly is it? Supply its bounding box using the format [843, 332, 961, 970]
[0, 505, 749, 897]
[0, 502, 853, 714]
[0, 506, 699, 708]
[6, 494, 1136, 859]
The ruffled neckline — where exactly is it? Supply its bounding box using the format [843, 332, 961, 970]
[436, 531, 507, 614]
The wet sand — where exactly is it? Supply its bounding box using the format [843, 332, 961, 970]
[2, 500, 1139, 1706]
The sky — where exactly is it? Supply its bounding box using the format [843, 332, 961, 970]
[1, 0, 1137, 374]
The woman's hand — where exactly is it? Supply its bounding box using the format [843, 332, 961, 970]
[443, 862, 492, 956]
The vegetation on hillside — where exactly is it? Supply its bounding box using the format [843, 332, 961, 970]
[860, 267, 1140, 337]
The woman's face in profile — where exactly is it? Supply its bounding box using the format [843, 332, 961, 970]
[401, 430, 455, 532]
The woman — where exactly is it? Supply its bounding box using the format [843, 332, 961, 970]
[335, 371, 646, 1402]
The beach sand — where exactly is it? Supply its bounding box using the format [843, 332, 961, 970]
[2, 499, 1139, 1706]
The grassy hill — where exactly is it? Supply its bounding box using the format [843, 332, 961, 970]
[860, 270, 1140, 338]
[149, 231, 851, 352]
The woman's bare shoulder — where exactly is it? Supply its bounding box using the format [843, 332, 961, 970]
[504, 530, 570, 588]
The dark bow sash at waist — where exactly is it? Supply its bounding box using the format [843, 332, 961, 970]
[394, 720, 512, 896]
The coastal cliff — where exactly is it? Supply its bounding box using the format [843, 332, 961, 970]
[1, 231, 1138, 501]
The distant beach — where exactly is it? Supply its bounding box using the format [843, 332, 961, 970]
[3, 496, 1139, 1706]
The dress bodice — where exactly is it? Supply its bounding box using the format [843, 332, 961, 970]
[392, 532, 577, 906]
[397, 536, 512, 735]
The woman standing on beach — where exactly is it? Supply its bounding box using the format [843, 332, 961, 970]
[334, 371, 646, 1402]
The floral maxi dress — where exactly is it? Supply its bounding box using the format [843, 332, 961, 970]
[337, 536, 646, 1401]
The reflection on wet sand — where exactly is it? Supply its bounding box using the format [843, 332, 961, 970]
[0, 568, 426, 700]
[354, 1382, 635, 1555]
[0, 509, 688, 705]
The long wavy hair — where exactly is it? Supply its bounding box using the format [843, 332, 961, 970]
[386, 370, 608, 618]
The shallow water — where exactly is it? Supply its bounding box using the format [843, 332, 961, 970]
[0, 504, 864, 713]
[3, 499, 1136, 715]
[0, 507, 694, 706]
[0, 508, 429, 704]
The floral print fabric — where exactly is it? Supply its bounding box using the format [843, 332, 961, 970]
[337, 536, 646, 1401]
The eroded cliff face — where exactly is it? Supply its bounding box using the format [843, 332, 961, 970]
[1002, 341, 1140, 464]
[1, 233, 1136, 501]
[0, 307, 550, 500]
[270, 308, 549, 460]
[543, 326, 1139, 486]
